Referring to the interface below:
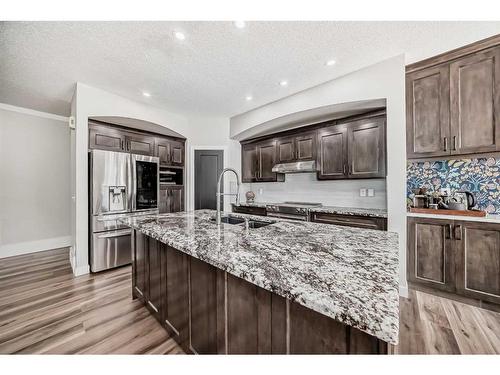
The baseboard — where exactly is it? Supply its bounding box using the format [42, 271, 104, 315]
[0, 236, 72, 259]
[73, 264, 90, 276]
[399, 284, 409, 298]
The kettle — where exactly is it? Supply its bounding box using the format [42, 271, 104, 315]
[459, 191, 477, 210]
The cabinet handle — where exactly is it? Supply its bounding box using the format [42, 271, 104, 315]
[452, 136, 457, 151]
[348, 164, 353, 174]
[343, 164, 347, 175]
[445, 224, 452, 239]
[454, 225, 462, 240]
[443, 137, 448, 152]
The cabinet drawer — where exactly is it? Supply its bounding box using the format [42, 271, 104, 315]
[310, 212, 386, 231]
[232, 205, 267, 216]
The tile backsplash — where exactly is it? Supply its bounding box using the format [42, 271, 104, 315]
[240, 173, 387, 209]
[407, 157, 500, 213]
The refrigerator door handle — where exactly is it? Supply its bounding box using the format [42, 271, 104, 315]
[130, 154, 137, 212]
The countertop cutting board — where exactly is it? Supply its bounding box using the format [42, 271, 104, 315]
[409, 208, 487, 217]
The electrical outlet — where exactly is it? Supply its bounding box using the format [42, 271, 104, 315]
[359, 188, 367, 197]
[367, 188, 375, 197]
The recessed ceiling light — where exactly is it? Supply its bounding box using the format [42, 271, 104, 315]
[142, 92, 151, 97]
[234, 21, 246, 29]
[279, 80, 288, 87]
[174, 31, 186, 41]
[245, 95, 253, 101]
[325, 59, 336, 66]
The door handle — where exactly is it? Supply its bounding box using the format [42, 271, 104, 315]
[445, 224, 452, 239]
[343, 164, 347, 175]
[121, 140, 125, 150]
[97, 229, 132, 239]
[348, 164, 353, 174]
[443, 137, 448, 152]
[454, 224, 462, 240]
[452, 136, 457, 151]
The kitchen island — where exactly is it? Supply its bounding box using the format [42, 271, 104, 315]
[122, 210, 399, 354]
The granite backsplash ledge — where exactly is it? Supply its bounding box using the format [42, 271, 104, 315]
[407, 157, 500, 213]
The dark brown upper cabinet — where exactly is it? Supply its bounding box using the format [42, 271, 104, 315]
[348, 117, 386, 179]
[406, 65, 450, 158]
[89, 123, 126, 152]
[241, 144, 258, 183]
[317, 116, 386, 180]
[406, 41, 500, 159]
[124, 132, 156, 156]
[256, 139, 282, 182]
[450, 46, 500, 155]
[241, 140, 284, 183]
[156, 138, 185, 166]
[277, 136, 296, 163]
[277, 131, 316, 163]
[317, 124, 348, 179]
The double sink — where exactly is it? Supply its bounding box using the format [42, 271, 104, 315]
[211, 215, 274, 229]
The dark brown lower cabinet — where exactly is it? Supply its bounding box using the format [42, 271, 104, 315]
[231, 205, 267, 216]
[408, 217, 500, 306]
[310, 212, 387, 231]
[159, 186, 184, 214]
[132, 230, 390, 354]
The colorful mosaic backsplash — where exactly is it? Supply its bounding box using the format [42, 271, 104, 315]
[407, 157, 500, 214]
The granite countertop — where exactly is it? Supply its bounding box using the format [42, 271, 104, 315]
[407, 211, 500, 223]
[309, 206, 388, 218]
[121, 209, 399, 344]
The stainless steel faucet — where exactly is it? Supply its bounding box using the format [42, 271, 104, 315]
[216, 168, 241, 225]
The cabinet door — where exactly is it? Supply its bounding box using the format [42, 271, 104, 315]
[168, 186, 184, 213]
[295, 131, 316, 161]
[406, 65, 451, 158]
[163, 244, 189, 346]
[156, 138, 171, 165]
[89, 123, 125, 151]
[159, 186, 168, 214]
[455, 221, 500, 304]
[189, 257, 219, 354]
[133, 230, 147, 299]
[317, 125, 348, 180]
[277, 136, 295, 163]
[407, 218, 456, 292]
[450, 46, 500, 154]
[169, 140, 185, 166]
[256, 140, 278, 181]
[147, 238, 163, 321]
[241, 144, 257, 183]
[347, 117, 386, 178]
[125, 132, 155, 155]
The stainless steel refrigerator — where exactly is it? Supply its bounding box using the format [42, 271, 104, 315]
[89, 149, 159, 272]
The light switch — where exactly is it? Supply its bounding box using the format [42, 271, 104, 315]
[359, 188, 367, 197]
[367, 188, 375, 197]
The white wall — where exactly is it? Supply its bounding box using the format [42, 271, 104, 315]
[245, 175, 386, 209]
[0, 104, 71, 258]
[230, 55, 408, 296]
[71, 83, 232, 275]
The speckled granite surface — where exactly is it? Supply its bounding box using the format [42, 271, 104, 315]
[310, 206, 388, 218]
[121, 209, 399, 344]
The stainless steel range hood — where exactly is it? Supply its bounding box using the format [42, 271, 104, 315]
[271, 160, 317, 174]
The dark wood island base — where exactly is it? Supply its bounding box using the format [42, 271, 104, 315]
[131, 230, 391, 354]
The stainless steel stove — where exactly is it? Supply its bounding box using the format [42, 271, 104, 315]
[266, 202, 322, 221]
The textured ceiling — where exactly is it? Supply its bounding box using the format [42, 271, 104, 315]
[1, 21, 500, 117]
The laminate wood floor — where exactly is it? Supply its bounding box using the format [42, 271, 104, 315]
[1, 248, 499, 354]
[0, 248, 184, 354]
